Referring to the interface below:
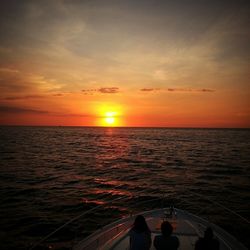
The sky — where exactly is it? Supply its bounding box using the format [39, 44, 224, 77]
[0, 0, 249, 127]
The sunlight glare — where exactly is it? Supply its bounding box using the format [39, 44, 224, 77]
[104, 111, 116, 126]
[95, 104, 124, 127]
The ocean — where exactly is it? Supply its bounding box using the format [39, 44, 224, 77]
[0, 126, 249, 249]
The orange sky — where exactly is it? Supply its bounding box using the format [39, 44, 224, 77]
[0, 1, 249, 127]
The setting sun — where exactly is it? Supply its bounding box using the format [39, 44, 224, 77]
[95, 104, 125, 127]
[104, 112, 116, 126]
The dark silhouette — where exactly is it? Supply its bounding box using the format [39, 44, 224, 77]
[128, 215, 151, 250]
[154, 221, 179, 250]
[195, 227, 220, 250]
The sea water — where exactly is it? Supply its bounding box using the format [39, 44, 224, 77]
[0, 126, 249, 249]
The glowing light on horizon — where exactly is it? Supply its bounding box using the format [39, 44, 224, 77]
[104, 111, 116, 126]
[95, 103, 125, 127]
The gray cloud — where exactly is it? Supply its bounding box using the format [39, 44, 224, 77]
[0, 105, 48, 114]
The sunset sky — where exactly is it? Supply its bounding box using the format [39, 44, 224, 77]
[0, 0, 249, 127]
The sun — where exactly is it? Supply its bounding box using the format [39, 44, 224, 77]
[104, 111, 116, 126]
[95, 104, 124, 127]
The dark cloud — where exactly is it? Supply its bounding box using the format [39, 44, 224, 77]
[81, 89, 96, 95]
[2, 92, 67, 100]
[3, 95, 45, 100]
[167, 88, 215, 92]
[140, 88, 215, 93]
[200, 88, 215, 92]
[98, 87, 119, 94]
[81, 87, 120, 94]
[0, 105, 48, 114]
[167, 88, 191, 92]
[140, 88, 156, 92]
[167, 88, 177, 92]
[56, 113, 94, 118]
[0, 104, 93, 118]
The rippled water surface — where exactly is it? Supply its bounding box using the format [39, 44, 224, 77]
[0, 126, 249, 249]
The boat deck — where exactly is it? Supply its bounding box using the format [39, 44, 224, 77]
[109, 217, 199, 250]
[74, 208, 247, 250]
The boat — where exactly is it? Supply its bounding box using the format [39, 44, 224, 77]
[29, 190, 249, 250]
[73, 207, 247, 250]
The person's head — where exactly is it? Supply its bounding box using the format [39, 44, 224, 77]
[161, 221, 173, 237]
[133, 215, 150, 233]
[204, 227, 214, 240]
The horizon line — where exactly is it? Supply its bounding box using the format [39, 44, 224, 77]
[0, 125, 249, 129]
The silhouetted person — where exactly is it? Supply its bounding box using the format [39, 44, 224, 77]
[195, 227, 220, 250]
[128, 215, 151, 250]
[154, 221, 179, 250]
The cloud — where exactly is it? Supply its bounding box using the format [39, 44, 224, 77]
[167, 88, 215, 92]
[140, 87, 215, 93]
[0, 105, 93, 118]
[55, 113, 94, 118]
[3, 95, 45, 100]
[0, 105, 48, 114]
[81, 89, 96, 95]
[0, 104, 99, 118]
[167, 88, 189, 92]
[98, 87, 119, 94]
[140, 88, 158, 92]
[2, 93, 67, 100]
[200, 88, 215, 92]
[81, 87, 120, 94]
